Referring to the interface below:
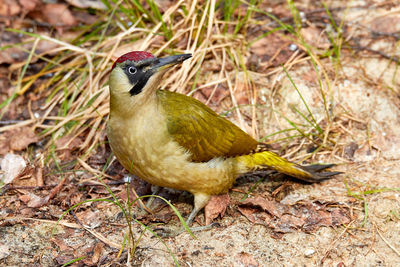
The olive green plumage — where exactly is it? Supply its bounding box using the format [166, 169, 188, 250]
[107, 51, 341, 226]
[157, 90, 258, 162]
[157, 89, 338, 182]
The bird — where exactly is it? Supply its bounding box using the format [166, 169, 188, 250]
[107, 51, 341, 226]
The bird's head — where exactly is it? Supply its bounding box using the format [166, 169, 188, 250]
[109, 51, 192, 113]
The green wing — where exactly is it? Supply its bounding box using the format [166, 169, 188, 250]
[157, 90, 258, 162]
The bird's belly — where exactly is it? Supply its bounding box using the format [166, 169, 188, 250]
[107, 118, 237, 195]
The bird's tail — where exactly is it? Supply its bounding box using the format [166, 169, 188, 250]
[236, 150, 341, 183]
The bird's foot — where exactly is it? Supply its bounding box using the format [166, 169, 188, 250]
[153, 223, 219, 238]
[145, 185, 161, 210]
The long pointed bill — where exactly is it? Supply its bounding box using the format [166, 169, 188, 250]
[152, 54, 192, 72]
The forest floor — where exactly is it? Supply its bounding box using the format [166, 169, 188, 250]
[1, 0, 400, 266]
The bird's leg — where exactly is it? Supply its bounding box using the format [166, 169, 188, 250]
[185, 193, 210, 226]
[154, 193, 216, 237]
[146, 185, 161, 210]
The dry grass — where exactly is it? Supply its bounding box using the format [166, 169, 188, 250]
[4, 1, 342, 165]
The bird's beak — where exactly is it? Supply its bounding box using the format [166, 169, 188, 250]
[151, 54, 192, 72]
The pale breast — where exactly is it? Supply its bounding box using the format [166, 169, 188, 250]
[108, 103, 192, 186]
[107, 101, 238, 195]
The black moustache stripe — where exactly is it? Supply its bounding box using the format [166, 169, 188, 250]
[129, 78, 147, 95]
[129, 72, 153, 96]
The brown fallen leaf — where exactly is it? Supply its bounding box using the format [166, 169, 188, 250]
[136, 209, 174, 224]
[236, 252, 259, 267]
[0, 0, 21, 17]
[27, 192, 48, 208]
[12, 164, 39, 188]
[42, 3, 77, 33]
[194, 84, 230, 106]
[249, 33, 292, 68]
[204, 194, 230, 225]
[75, 209, 103, 228]
[27, 177, 65, 208]
[18, 0, 40, 11]
[65, 0, 107, 10]
[242, 196, 283, 217]
[234, 82, 250, 105]
[239, 196, 351, 234]
[0, 127, 38, 154]
[370, 16, 400, 34]
[55, 134, 83, 161]
[0, 47, 25, 65]
[19, 194, 31, 204]
[52, 237, 71, 252]
[10, 127, 39, 151]
[91, 242, 104, 265]
[237, 206, 274, 226]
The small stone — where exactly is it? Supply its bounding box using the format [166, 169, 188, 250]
[304, 248, 316, 257]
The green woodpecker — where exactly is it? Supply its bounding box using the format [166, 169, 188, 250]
[107, 51, 340, 225]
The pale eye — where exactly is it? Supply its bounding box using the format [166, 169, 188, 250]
[128, 66, 137, 74]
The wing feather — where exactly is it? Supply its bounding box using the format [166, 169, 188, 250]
[157, 90, 258, 162]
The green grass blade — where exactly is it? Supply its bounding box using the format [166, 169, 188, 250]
[282, 66, 323, 134]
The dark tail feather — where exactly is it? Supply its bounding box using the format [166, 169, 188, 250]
[298, 164, 343, 183]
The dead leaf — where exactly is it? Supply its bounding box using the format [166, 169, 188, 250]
[27, 192, 48, 208]
[91, 242, 104, 265]
[239, 196, 351, 234]
[0, 47, 24, 65]
[52, 237, 71, 251]
[0, 153, 26, 184]
[65, 0, 107, 10]
[27, 177, 65, 208]
[237, 206, 273, 225]
[204, 194, 230, 225]
[242, 196, 282, 217]
[249, 33, 292, 68]
[36, 39, 60, 55]
[234, 82, 250, 105]
[331, 209, 351, 226]
[235, 252, 259, 267]
[371, 16, 400, 34]
[10, 127, 39, 151]
[75, 210, 103, 228]
[18, 0, 40, 11]
[42, 3, 77, 32]
[12, 165, 37, 187]
[20, 207, 34, 216]
[0, 127, 38, 154]
[195, 84, 230, 106]
[0, 0, 21, 17]
[19, 194, 31, 204]
[55, 134, 83, 161]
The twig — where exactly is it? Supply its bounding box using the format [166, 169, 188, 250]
[320, 220, 355, 265]
[375, 223, 400, 257]
[349, 42, 400, 64]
